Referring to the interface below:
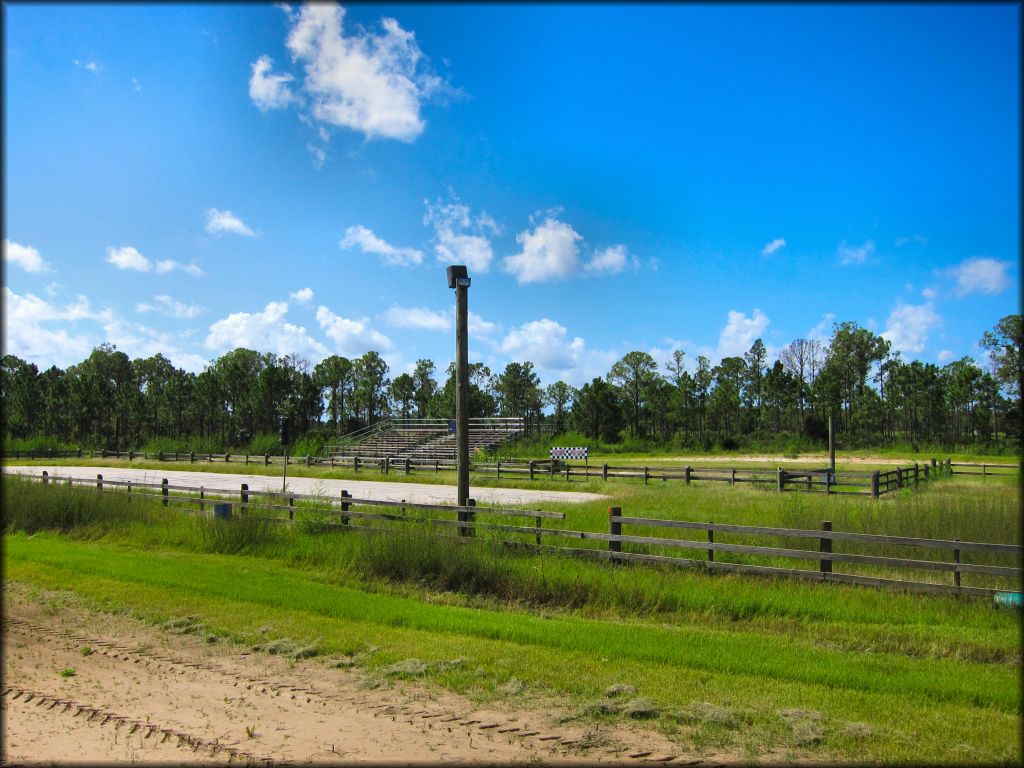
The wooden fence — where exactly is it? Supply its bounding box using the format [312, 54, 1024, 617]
[5, 450, 1015, 497]
[21, 471, 1022, 599]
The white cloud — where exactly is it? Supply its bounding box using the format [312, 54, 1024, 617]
[838, 239, 875, 265]
[585, 244, 637, 275]
[469, 311, 498, 337]
[383, 305, 449, 331]
[937, 349, 955, 363]
[316, 305, 393, 356]
[2, 288, 112, 367]
[896, 234, 928, 247]
[136, 294, 203, 319]
[921, 287, 937, 299]
[206, 301, 330, 360]
[101, 319, 208, 373]
[716, 309, 770, 359]
[131, 77, 142, 92]
[106, 245, 151, 271]
[882, 303, 941, 354]
[204, 208, 257, 237]
[155, 259, 204, 277]
[943, 257, 1012, 296]
[339, 225, 423, 267]
[4, 240, 53, 273]
[424, 197, 497, 273]
[497, 318, 616, 385]
[761, 238, 786, 256]
[248, 54, 296, 110]
[289, 287, 314, 304]
[807, 313, 836, 342]
[74, 59, 100, 73]
[252, 2, 446, 143]
[504, 217, 582, 284]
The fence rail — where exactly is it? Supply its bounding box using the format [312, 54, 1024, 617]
[4, 451, 1016, 497]
[18, 471, 1022, 599]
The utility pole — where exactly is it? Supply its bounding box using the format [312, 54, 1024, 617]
[447, 265, 471, 506]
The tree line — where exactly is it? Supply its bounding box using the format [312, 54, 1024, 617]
[2, 315, 1020, 453]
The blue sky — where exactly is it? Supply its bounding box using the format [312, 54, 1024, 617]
[4, 2, 1020, 387]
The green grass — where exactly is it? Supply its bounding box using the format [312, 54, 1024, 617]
[5, 532, 1020, 764]
[3, 475, 1021, 762]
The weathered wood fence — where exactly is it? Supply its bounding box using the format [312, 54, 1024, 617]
[7, 450, 1014, 497]
[23, 471, 1023, 598]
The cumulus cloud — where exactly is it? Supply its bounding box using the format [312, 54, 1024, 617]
[469, 311, 498, 337]
[496, 318, 616, 385]
[760, 238, 786, 256]
[4, 240, 53, 273]
[206, 301, 330, 360]
[383, 305, 449, 331]
[136, 294, 203, 319]
[205, 208, 257, 237]
[155, 259, 204, 277]
[585, 244, 637, 275]
[106, 246, 151, 271]
[316, 305, 393, 356]
[340, 225, 424, 266]
[74, 59, 100, 73]
[882, 303, 941, 354]
[943, 257, 1012, 296]
[249, 54, 296, 110]
[937, 349, 955, 363]
[250, 3, 448, 143]
[289, 287, 314, 303]
[838, 239, 875, 265]
[921, 287, 937, 299]
[101, 319, 208, 373]
[3, 287, 112, 367]
[504, 217, 582, 284]
[807, 313, 836, 342]
[424, 197, 497, 273]
[716, 309, 770, 359]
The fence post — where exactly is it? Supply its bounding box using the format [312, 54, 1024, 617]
[42, 470, 49, 486]
[931, 457, 937, 475]
[405, 458, 410, 475]
[127, 480, 131, 498]
[355, 456, 361, 472]
[923, 464, 930, 481]
[707, 522, 714, 563]
[953, 539, 961, 588]
[78, 448, 82, 459]
[190, 451, 195, 463]
[946, 458, 951, 475]
[459, 498, 476, 538]
[914, 463, 919, 489]
[240, 483, 249, 513]
[101, 449, 106, 459]
[306, 455, 311, 468]
[97, 473, 103, 491]
[871, 470, 880, 499]
[340, 490, 351, 526]
[529, 460, 535, 481]
[685, 466, 691, 486]
[608, 506, 622, 556]
[161, 478, 168, 507]
[777, 468, 785, 493]
[128, 450, 134, 462]
[982, 464, 987, 480]
[289, 496, 295, 521]
[819, 521, 832, 574]
[566, 461, 570, 481]
[731, 468, 736, 486]
[264, 453, 269, 466]
[435, 459, 439, 474]
[199, 487, 204, 511]
[643, 466, 649, 485]
[602, 463, 608, 481]
[535, 513, 542, 548]
[496, 461, 501, 479]
[158, 451, 164, 461]
[384, 457, 390, 475]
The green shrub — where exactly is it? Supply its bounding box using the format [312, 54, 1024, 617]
[246, 433, 282, 456]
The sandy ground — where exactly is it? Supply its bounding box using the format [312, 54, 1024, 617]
[2, 584, 703, 765]
[2, 466, 607, 506]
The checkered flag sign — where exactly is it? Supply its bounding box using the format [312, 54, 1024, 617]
[550, 446, 588, 460]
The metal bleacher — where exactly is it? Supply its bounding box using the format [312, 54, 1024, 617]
[327, 418, 525, 461]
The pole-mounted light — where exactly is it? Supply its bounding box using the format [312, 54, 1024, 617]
[447, 265, 471, 507]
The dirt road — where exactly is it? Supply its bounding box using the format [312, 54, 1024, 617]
[2, 584, 693, 764]
[2, 465, 607, 506]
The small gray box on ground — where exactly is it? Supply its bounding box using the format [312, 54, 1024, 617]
[213, 503, 232, 520]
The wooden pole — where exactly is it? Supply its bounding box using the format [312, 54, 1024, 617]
[707, 522, 714, 562]
[455, 277, 470, 508]
[161, 478, 168, 507]
[340, 490, 351, 526]
[819, 521, 832, 573]
[871, 470, 880, 499]
[608, 507, 622, 555]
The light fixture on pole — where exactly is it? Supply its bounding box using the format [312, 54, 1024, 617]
[447, 265, 471, 507]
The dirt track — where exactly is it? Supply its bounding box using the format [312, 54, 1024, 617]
[2, 585, 699, 765]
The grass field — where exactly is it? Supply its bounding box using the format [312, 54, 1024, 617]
[2, 468, 1021, 764]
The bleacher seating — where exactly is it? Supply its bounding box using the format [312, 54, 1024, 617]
[327, 418, 524, 461]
